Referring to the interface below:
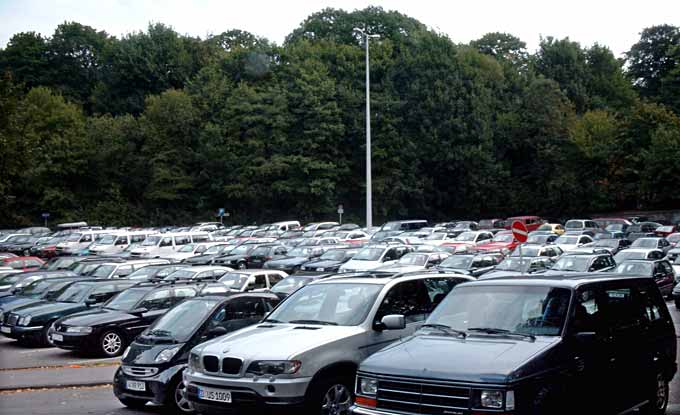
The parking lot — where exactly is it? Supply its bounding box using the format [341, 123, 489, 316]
[0, 300, 678, 414]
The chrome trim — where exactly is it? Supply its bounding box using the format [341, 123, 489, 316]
[121, 366, 159, 377]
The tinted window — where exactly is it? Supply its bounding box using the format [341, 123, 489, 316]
[375, 280, 432, 324]
[139, 289, 174, 310]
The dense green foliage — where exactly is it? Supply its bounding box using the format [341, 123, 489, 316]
[1, 7, 679, 226]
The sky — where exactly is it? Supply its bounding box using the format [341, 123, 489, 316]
[0, 0, 678, 57]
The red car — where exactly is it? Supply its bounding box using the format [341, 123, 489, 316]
[655, 225, 677, 238]
[504, 216, 545, 232]
[1, 256, 45, 271]
[475, 230, 520, 253]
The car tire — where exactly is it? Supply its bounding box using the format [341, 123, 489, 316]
[165, 374, 194, 414]
[306, 375, 354, 415]
[641, 374, 669, 415]
[118, 397, 148, 409]
[99, 330, 125, 357]
[43, 321, 58, 347]
[237, 262, 246, 270]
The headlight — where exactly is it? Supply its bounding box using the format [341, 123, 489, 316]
[480, 390, 504, 409]
[188, 351, 201, 370]
[66, 326, 93, 334]
[246, 360, 301, 375]
[300, 266, 307, 270]
[155, 345, 182, 363]
[122, 346, 131, 360]
[18, 316, 31, 326]
[359, 378, 378, 395]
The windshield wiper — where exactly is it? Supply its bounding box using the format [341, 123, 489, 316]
[467, 327, 535, 340]
[288, 319, 338, 326]
[420, 323, 466, 338]
[146, 329, 176, 339]
[261, 318, 283, 324]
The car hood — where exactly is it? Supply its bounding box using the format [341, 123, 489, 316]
[12, 301, 86, 319]
[199, 323, 364, 361]
[124, 341, 187, 365]
[360, 334, 562, 384]
[302, 259, 343, 269]
[0, 298, 43, 313]
[555, 244, 578, 251]
[341, 259, 383, 271]
[59, 308, 137, 327]
[478, 270, 523, 279]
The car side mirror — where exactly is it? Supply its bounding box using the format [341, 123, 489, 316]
[574, 331, 596, 345]
[130, 307, 148, 316]
[208, 326, 229, 339]
[375, 314, 405, 331]
[85, 298, 97, 306]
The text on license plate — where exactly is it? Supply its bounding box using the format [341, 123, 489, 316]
[1, 326, 10, 334]
[51, 333, 63, 342]
[198, 387, 232, 403]
[126, 381, 146, 391]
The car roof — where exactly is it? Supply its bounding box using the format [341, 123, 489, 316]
[184, 266, 230, 272]
[460, 273, 652, 289]
[318, 270, 475, 285]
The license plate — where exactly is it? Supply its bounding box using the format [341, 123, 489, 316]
[1, 326, 10, 334]
[126, 380, 146, 391]
[51, 333, 63, 342]
[197, 387, 232, 403]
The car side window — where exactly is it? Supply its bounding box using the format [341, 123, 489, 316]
[264, 298, 280, 311]
[25, 259, 42, 267]
[637, 283, 666, 324]
[571, 288, 604, 334]
[423, 277, 465, 311]
[113, 265, 133, 277]
[600, 285, 647, 332]
[89, 284, 118, 302]
[383, 248, 398, 261]
[196, 245, 207, 254]
[173, 287, 197, 301]
[174, 236, 190, 246]
[268, 273, 283, 286]
[274, 247, 287, 255]
[375, 280, 432, 324]
[159, 237, 172, 247]
[247, 275, 267, 290]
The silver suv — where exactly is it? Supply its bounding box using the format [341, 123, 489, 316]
[183, 271, 474, 414]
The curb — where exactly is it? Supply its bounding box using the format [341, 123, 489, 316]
[0, 382, 112, 393]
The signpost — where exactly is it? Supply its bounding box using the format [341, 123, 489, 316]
[41, 212, 50, 228]
[217, 208, 225, 224]
[511, 221, 529, 276]
[337, 204, 344, 224]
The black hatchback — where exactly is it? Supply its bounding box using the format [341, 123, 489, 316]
[113, 293, 280, 413]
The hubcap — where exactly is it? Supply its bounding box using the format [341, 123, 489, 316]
[321, 384, 351, 415]
[103, 333, 122, 355]
[175, 381, 194, 412]
[655, 375, 667, 409]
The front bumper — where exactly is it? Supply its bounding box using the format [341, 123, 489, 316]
[0, 324, 43, 341]
[184, 369, 310, 413]
[113, 365, 184, 405]
[51, 331, 99, 351]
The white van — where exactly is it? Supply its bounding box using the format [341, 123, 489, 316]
[130, 232, 211, 258]
[267, 221, 301, 232]
[89, 231, 158, 256]
[55, 230, 113, 255]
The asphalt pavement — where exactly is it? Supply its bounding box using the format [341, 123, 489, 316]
[0, 302, 678, 414]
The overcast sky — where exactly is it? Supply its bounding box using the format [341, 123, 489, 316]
[1, 0, 677, 57]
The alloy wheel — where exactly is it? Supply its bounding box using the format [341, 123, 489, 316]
[321, 383, 351, 415]
[102, 332, 122, 355]
[654, 374, 668, 410]
[174, 380, 194, 413]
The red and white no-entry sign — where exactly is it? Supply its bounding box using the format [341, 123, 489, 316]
[511, 221, 529, 243]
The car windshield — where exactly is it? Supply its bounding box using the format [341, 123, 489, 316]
[565, 221, 583, 229]
[229, 244, 254, 255]
[179, 244, 197, 253]
[164, 269, 196, 280]
[352, 248, 384, 261]
[453, 223, 471, 230]
[615, 262, 653, 275]
[537, 225, 553, 231]
[319, 250, 348, 261]
[614, 251, 647, 262]
[428, 285, 571, 336]
[146, 299, 219, 342]
[251, 246, 273, 256]
[20, 279, 56, 296]
[141, 235, 161, 246]
[424, 233, 446, 240]
[91, 265, 116, 278]
[218, 272, 249, 289]
[288, 247, 312, 257]
[65, 233, 82, 242]
[127, 266, 163, 280]
[97, 235, 116, 245]
[594, 239, 618, 248]
[496, 258, 531, 272]
[455, 232, 476, 242]
[105, 288, 149, 311]
[381, 222, 401, 231]
[556, 235, 578, 245]
[266, 283, 382, 326]
[204, 245, 227, 255]
[606, 224, 624, 231]
[55, 283, 92, 303]
[527, 235, 550, 244]
[550, 256, 590, 272]
[632, 239, 658, 248]
[397, 253, 428, 266]
[0, 274, 23, 285]
[511, 246, 541, 257]
[440, 255, 473, 269]
[271, 276, 313, 294]
[492, 233, 514, 243]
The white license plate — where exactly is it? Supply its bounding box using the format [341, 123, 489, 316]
[126, 380, 146, 391]
[197, 387, 232, 403]
[51, 333, 63, 342]
[1, 326, 10, 334]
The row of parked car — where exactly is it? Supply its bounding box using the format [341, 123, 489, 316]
[0, 216, 678, 414]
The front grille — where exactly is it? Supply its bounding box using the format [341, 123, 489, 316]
[375, 376, 472, 415]
[203, 355, 219, 372]
[7, 313, 19, 326]
[222, 358, 242, 374]
[121, 366, 159, 377]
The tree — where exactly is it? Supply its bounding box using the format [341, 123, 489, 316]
[626, 25, 680, 103]
[0, 32, 50, 88]
[471, 32, 528, 67]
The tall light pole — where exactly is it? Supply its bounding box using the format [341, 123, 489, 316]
[356, 28, 379, 229]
